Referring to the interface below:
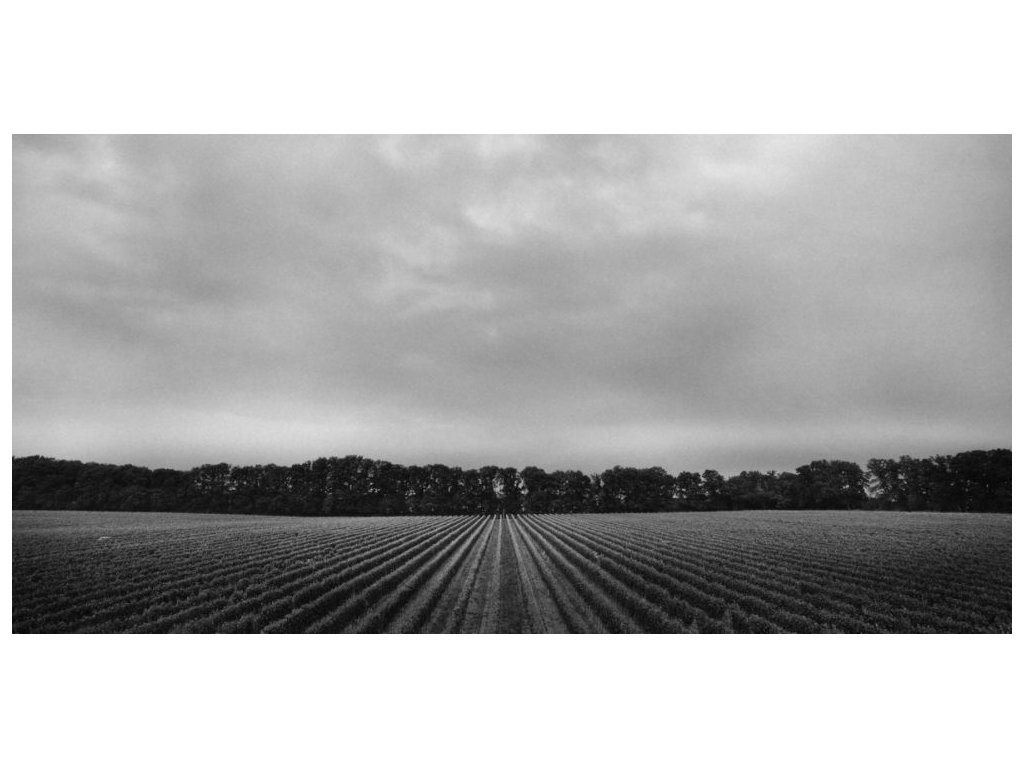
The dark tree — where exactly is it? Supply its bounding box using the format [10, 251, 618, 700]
[792, 460, 867, 510]
[701, 470, 727, 510]
[12, 450, 1009, 516]
[674, 471, 703, 510]
[521, 466, 554, 514]
[724, 471, 779, 510]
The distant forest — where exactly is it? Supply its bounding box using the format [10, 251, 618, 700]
[12, 449, 1010, 515]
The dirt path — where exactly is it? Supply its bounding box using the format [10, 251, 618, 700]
[493, 514, 528, 632]
[505, 515, 566, 632]
[457, 515, 501, 633]
[477, 515, 508, 633]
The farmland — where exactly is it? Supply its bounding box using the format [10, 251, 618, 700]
[12, 509, 1011, 633]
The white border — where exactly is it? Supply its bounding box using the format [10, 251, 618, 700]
[4, 3, 1018, 767]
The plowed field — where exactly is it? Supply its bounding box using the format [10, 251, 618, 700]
[12, 510, 1011, 633]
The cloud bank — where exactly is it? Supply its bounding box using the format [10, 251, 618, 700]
[13, 135, 1011, 474]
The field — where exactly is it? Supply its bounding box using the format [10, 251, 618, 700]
[12, 509, 1011, 633]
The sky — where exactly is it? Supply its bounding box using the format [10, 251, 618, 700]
[12, 135, 1011, 476]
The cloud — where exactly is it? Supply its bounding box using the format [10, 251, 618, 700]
[13, 135, 1011, 474]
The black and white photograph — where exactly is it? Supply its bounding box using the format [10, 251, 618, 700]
[12, 134, 1011, 634]
[3, 4, 1018, 768]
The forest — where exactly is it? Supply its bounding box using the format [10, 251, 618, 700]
[11, 449, 1010, 515]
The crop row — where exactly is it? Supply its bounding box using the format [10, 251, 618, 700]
[14, 516, 459, 633]
[12, 510, 1011, 633]
[589, 515, 1010, 630]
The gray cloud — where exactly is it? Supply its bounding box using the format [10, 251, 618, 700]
[13, 135, 1011, 475]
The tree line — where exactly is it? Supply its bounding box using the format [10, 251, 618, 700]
[12, 449, 1010, 515]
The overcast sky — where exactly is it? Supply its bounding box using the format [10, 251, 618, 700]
[13, 135, 1011, 475]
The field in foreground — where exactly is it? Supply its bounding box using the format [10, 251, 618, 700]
[12, 510, 1011, 633]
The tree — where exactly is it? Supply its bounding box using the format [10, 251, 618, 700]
[701, 470, 727, 510]
[554, 470, 593, 513]
[637, 467, 675, 511]
[948, 449, 1011, 512]
[497, 467, 523, 514]
[793, 460, 866, 509]
[674, 471, 702, 510]
[867, 458, 901, 509]
[521, 466, 554, 514]
[599, 466, 639, 512]
[725, 470, 779, 510]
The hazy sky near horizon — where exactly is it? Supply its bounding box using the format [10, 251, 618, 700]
[13, 135, 1011, 475]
